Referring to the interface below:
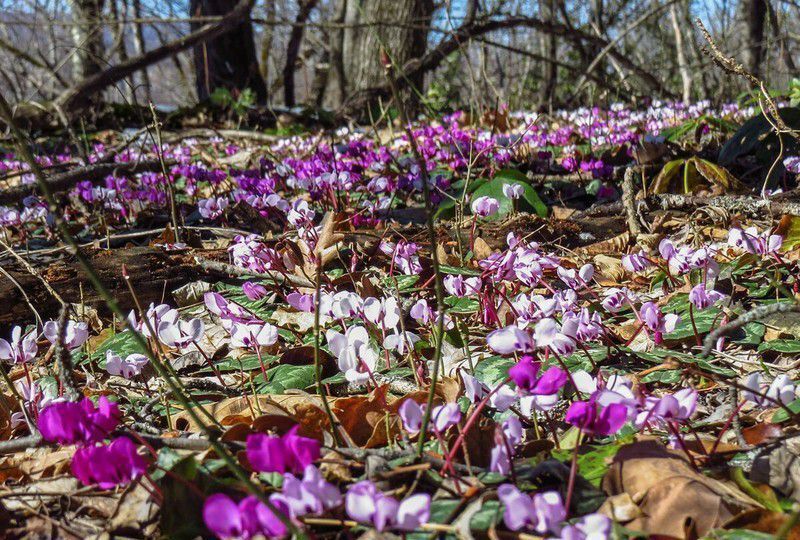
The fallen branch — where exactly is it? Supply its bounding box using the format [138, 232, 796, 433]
[195, 256, 315, 288]
[580, 193, 800, 218]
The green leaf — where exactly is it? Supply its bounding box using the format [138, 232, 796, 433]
[771, 397, 800, 423]
[444, 296, 479, 314]
[256, 364, 316, 393]
[474, 355, 514, 387]
[90, 331, 147, 365]
[758, 339, 800, 353]
[439, 265, 481, 276]
[552, 441, 627, 487]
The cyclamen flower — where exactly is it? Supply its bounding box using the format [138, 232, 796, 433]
[0, 325, 38, 364]
[286, 292, 314, 312]
[71, 437, 149, 489]
[503, 183, 525, 199]
[443, 275, 482, 297]
[230, 322, 279, 349]
[346, 481, 430, 531]
[276, 465, 341, 518]
[198, 196, 229, 220]
[602, 288, 636, 313]
[728, 227, 782, 255]
[43, 320, 89, 350]
[743, 373, 796, 407]
[203, 493, 289, 540]
[498, 485, 565, 534]
[639, 302, 680, 344]
[688, 284, 726, 309]
[38, 396, 121, 444]
[565, 397, 629, 436]
[490, 416, 523, 474]
[622, 250, 651, 272]
[508, 355, 567, 396]
[242, 281, 268, 301]
[487, 325, 535, 354]
[157, 312, 205, 350]
[557, 264, 594, 288]
[246, 426, 320, 474]
[534, 318, 578, 355]
[362, 296, 401, 329]
[105, 350, 148, 379]
[635, 388, 698, 428]
[398, 400, 461, 435]
[326, 326, 378, 384]
[471, 196, 500, 217]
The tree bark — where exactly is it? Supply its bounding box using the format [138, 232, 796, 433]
[131, 0, 153, 104]
[283, 0, 319, 107]
[69, 0, 106, 82]
[190, 0, 267, 104]
[669, 2, 692, 102]
[538, 0, 558, 111]
[341, 0, 434, 113]
[743, 0, 767, 78]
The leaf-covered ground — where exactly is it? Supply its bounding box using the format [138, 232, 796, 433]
[1, 102, 800, 539]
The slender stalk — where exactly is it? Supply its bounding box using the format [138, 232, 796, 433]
[313, 257, 341, 446]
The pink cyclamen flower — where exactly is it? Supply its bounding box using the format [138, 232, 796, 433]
[728, 227, 782, 255]
[38, 396, 121, 444]
[198, 196, 229, 220]
[503, 183, 525, 199]
[498, 485, 566, 534]
[346, 480, 430, 531]
[508, 355, 567, 396]
[490, 416, 523, 474]
[622, 250, 651, 272]
[242, 281, 269, 301]
[230, 322, 279, 349]
[43, 320, 89, 350]
[325, 326, 378, 384]
[443, 275, 482, 297]
[558, 514, 613, 540]
[565, 398, 629, 436]
[743, 373, 796, 407]
[601, 287, 636, 313]
[639, 302, 680, 344]
[635, 388, 698, 428]
[688, 284, 726, 309]
[533, 318, 578, 355]
[203, 493, 289, 539]
[487, 325, 535, 354]
[471, 196, 500, 217]
[71, 437, 148, 489]
[277, 465, 341, 517]
[157, 312, 205, 350]
[105, 350, 148, 379]
[398, 400, 461, 435]
[0, 325, 38, 364]
[286, 292, 314, 312]
[557, 264, 594, 287]
[246, 426, 320, 474]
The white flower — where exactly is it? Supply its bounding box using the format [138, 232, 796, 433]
[326, 326, 378, 384]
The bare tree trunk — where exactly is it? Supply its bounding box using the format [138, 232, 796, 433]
[669, 2, 692, 102]
[283, 0, 319, 107]
[68, 0, 106, 81]
[766, 0, 797, 75]
[259, 0, 275, 90]
[190, 0, 267, 104]
[743, 0, 767, 78]
[341, 0, 434, 113]
[131, 0, 152, 104]
[538, 0, 558, 111]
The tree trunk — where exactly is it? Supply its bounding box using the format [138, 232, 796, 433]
[743, 0, 767, 78]
[283, 0, 319, 107]
[69, 0, 106, 81]
[190, 0, 267, 104]
[538, 0, 558, 111]
[669, 3, 692, 102]
[131, 0, 153, 104]
[340, 0, 434, 113]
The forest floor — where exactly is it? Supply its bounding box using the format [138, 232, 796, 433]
[0, 102, 800, 539]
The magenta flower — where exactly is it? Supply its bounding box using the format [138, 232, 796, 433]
[565, 398, 629, 436]
[242, 281, 269, 301]
[0, 325, 38, 364]
[203, 493, 289, 539]
[508, 356, 567, 395]
[71, 437, 148, 489]
[471, 195, 500, 217]
[38, 396, 121, 444]
[346, 480, 430, 531]
[246, 426, 320, 474]
[286, 292, 314, 312]
[688, 284, 726, 309]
